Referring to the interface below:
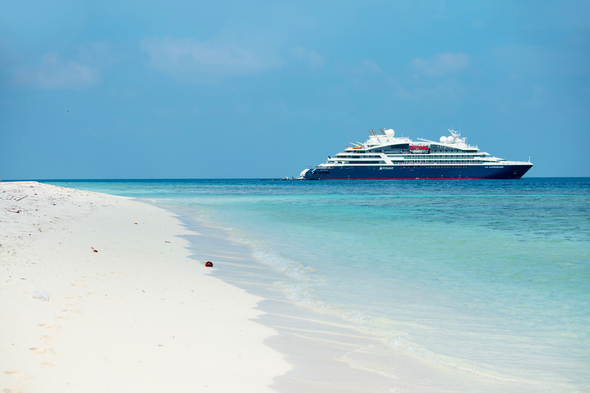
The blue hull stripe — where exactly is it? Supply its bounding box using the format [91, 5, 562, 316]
[303, 165, 532, 180]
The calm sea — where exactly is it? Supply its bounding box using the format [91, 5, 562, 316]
[46, 178, 589, 391]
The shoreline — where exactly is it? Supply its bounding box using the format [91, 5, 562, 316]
[0, 182, 290, 392]
[2, 180, 578, 392]
[165, 203, 558, 393]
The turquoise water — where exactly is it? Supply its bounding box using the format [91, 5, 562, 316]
[46, 178, 590, 390]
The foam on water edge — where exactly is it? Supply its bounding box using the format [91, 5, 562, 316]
[175, 204, 561, 392]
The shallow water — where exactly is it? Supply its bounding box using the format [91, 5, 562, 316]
[45, 178, 590, 391]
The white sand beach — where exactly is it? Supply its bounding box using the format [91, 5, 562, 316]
[0, 182, 290, 392]
[1, 181, 565, 393]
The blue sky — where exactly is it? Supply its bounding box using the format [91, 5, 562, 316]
[1, 0, 589, 178]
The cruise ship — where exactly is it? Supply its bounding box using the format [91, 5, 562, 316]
[299, 129, 533, 180]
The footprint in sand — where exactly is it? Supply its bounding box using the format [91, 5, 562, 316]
[4, 388, 25, 393]
[40, 335, 54, 344]
[41, 362, 56, 369]
[4, 371, 26, 380]
[60, 309, 80, 314]
[29, 347, 55, 355]
[70, 283, 85, 288]
[37, 324, 61, 330]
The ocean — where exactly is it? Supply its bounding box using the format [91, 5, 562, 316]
[46, 178, 589, 392]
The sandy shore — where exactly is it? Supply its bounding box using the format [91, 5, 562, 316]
[0, 182, 290, 392]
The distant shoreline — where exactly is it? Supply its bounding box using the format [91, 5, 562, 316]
[2, 176, 587, 183]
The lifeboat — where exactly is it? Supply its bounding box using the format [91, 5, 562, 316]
[409, 145, 429, 153]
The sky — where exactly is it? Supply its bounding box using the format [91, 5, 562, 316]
[1, 0, 589, 179]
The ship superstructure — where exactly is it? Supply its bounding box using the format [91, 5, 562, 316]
[300, 129, 532, 180]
